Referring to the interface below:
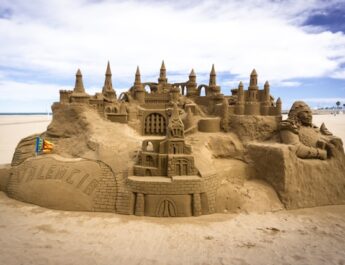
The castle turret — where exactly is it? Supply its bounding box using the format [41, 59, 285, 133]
[171, 85, 180, 102]
[186, 69, 197, 97]
[208, 64, 221, 96]
[158, 60, 168, 85]
[71, 69, 90, 103]
[249, 69, 258, 89]
[134, 66, 145, 104]
[74, 69, 85, 93]
[238, 81, 244, 102]
[264, 81, 270, 102]
[276, 97, 282, 115]
[248, 69, 258, 102]
[260, 81, 270, 115]
[102, 61, 116, 101]
[235, 81, 245, 115]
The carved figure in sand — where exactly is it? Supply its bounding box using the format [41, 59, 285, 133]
[280, 101, 343, 159]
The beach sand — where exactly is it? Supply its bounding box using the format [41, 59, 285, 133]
[0, 191, 344, 265]
[0, 114, 345, 265]
[0, 115, 51, 164]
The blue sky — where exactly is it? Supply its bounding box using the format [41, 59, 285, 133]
[0, 0, 345, 112]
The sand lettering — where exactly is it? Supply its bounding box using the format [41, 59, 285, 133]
[65, 169, 81, 184]
[55, 166, 68, 179]
[76, 173, 90, 189]
[83, 179, 99, 196]
[45, 165, 57, 179]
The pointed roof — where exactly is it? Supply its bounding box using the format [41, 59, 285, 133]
[264, 80, 270, 89]
[161, 60, 166, 70]
[158, 60, 167, 84]
[102, 62, 116, 98]
[238, 81, 243, 88]
[251, 69, 257, 76]
[189, 68, 196, 77]
[73, 68, 86, 94]
[276, 97, 282, 104]
[210, 64, 216, 76]
[135, 66, 141, 85]
[106, 61, 112, 76]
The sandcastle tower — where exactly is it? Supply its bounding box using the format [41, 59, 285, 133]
[208, 64, 221, 96]
[235, 81, 245, 115]
[70, 69, 90, 103]
[158, 61, 168, 87]
[134, 66, 145, 104]
[186, 69, 197, 97]
[245, 69, 260, 115]
[102, 62, 117, 101]
[261, 81, 270, 115]
[276, 97, 282, 115]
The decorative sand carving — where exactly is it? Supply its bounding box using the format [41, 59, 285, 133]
[1, 62, 344, 217]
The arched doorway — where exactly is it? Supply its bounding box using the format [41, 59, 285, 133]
[155, 199, 177, 217]
[144, 113, 167, 135]
[197, 85, 208, 96]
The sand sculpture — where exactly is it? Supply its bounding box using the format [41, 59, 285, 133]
[1, 61, 344, 216]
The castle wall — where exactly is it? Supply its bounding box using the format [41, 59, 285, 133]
[126, 171, 221, 217]
[6, 156, 117, 213]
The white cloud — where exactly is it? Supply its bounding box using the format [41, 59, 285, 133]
[273, 81, 302, 87]
[0, 80, 66, 101]
[0, 0, 345, 92]
[302, 97, 345, 105]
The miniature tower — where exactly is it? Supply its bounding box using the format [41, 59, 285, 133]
[70, 69, 90, 103]
[276, 97, 282, 115]
[235, 81, 245, 115]
[102, 62, 117, 101]
[158, 60, 168, 85]
[261, 80, 270, 115]
[74, 69, 85, 93]
[248, 69, 258, 101]
[134, 66, 145, 104]
[208, 64, 221, 96]
[171, 85, 180, 102]
[245, 69, 260, 115]
[186, 69, 197, 97]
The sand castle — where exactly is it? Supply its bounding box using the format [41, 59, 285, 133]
[1, 61, 344, 217]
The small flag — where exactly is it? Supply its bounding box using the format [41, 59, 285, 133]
[35, 137, 54, 155]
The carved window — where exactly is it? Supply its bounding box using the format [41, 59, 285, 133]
[175, 159, 189, 175]
[146, 142, 154, 152]
[146, 155, 154, 167]
[144, 113, 166, 135]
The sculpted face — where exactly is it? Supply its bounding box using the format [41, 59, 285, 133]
[288, 101, 313, 126]
[297, 109, 313, 126]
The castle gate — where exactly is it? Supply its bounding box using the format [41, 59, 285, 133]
[144, 113, 167, 135]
